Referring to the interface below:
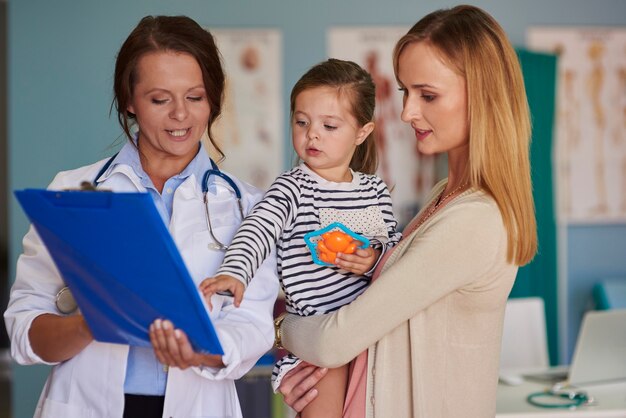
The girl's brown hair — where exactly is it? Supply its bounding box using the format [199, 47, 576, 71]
[290, 58, 377, 174]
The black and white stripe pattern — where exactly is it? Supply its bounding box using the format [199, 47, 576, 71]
[216, 164, 401, 316]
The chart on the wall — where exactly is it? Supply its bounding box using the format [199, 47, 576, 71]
[206, 29, 284, 190]
[527, 27, 626, 223]
[328, 26, 441, 228]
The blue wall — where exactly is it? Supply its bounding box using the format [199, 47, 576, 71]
[566, 225, 626, 359]
[7, 1, 626, 417]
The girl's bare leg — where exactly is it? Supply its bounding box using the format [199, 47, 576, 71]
[300, 364, 348, 418]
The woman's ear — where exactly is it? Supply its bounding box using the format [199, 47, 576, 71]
[355, 121, 375, 145]
[127, 104, 136, 116]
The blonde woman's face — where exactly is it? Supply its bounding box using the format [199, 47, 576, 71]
[397, 42, 469, 159]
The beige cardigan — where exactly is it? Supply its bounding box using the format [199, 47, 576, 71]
[282, 182, 517, 418]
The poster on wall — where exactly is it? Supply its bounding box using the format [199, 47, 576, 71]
[206, 29, 284, 190]
[328, 27, 442, 228]
[527, 27, 626, 223]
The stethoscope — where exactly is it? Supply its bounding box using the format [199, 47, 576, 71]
[527, 382, 595, 409]
[55, 154, 244, 313]
[91, 153, 244, 250]
[201, 160, 244, 251]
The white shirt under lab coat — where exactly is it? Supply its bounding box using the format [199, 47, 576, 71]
[4, 154, 279, 418]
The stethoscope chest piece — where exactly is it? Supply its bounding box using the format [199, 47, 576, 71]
[55, 286, 78, 314]
[208, 242, 227, 251]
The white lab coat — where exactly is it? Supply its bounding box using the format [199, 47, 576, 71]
[4, 156, 279, 418]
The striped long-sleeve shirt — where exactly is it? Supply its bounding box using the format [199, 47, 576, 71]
[216, 163, 401, 316]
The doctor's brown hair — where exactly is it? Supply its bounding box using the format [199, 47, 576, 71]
[112, 15, 226, 159]
[392, 5, 537, 266]
[290, 58, 378, 175]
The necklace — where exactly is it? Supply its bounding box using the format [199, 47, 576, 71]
[405, 182, 468, 236]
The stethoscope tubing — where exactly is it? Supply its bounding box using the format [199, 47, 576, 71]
[94, 155, 244, 252]
[201, 159, 244, 251]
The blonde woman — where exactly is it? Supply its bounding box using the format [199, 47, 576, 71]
[276, 5, 537, 417]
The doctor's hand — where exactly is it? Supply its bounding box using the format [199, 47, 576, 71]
[199, 274, 245, 309]
[149, 319, 224, 370]
[278, 362, 327, 413]
[335, 246, 380, 276]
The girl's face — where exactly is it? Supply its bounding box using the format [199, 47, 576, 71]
[292, 86, 373, 182]
[127, 50, 210, 165]
[397, 42, 469, 160]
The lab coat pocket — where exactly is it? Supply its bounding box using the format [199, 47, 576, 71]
[190, 225, 239, 279]
[204, 197, 244, 227]
[191, 231, 225, 279]
[39, 398, 93, 418]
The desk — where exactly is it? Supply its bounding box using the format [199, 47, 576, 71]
[496, 379, 626, 417]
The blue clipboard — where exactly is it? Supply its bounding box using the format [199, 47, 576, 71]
[14, 188, 224, 355]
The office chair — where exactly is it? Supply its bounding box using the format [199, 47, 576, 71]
[499, 297, 549, 373]
[593, 279, 626, 310]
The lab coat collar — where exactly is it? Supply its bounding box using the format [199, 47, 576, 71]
[96, 140, 214, 193]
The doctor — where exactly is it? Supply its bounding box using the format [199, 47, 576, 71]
[4, 15, 278, 418]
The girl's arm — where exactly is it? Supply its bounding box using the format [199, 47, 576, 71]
[214, 174, 299, 286]
[282, 197, 506, 367]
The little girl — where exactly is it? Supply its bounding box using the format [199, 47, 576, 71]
[200, 58, 401, 417]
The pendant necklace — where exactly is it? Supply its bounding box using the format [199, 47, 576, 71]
[405, 182, 468, 235]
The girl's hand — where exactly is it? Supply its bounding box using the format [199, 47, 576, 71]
[149, 319, 224, 370]
[278, 362, 328, 412]
[335, 246, 380, 275]
[199, 275, 245, 309]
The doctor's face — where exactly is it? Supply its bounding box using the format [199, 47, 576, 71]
[127, 50, 211, 165]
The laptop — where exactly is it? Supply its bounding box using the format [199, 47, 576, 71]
[523, 309, 626, 385]
[568, 309, 626, 385]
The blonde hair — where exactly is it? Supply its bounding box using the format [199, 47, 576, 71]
[393, 5, 537, 265]
[290, 59, 378, 174]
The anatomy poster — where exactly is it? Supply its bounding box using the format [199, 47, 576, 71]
[328, 27, 442, 228]
[207, 29, 284, 190]
[528, 27, 626, 223]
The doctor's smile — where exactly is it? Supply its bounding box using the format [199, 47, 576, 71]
[166, 128, 191, 138]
